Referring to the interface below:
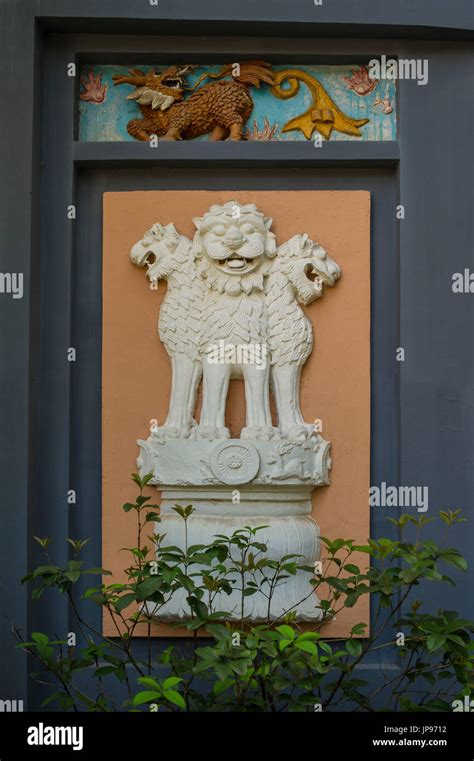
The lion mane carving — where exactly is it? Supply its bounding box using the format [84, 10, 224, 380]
[130, 202, 341, 441]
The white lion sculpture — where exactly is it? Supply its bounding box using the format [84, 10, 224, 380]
[129, 202, 341, 441]
[130, 222, 204, 439]
[191, 202, 277, 440]
[267, 233, 341, 440]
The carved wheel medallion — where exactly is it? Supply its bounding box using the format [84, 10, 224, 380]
[209, 442, 260, 485]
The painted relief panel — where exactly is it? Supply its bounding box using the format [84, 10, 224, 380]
[102, 190, 371, 637]
[80, 63, 396, 142]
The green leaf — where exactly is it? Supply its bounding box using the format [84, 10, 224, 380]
[424, 569, 443, 581]
[64, 571, 81, 583]
[93, 666, 117, 678]
[346, 639, 363, 657]
[345, 564, 361, 575]
[138, 676, 161, 689]
[213, 676, 234, 696]
[440, 553, 468, 572]
[33, 536, 53, 549]
[67, 538, 91, 553]
[231, 659, 250, 677]
[172, 505, 194, 520]
[350, 623, 367, 636]
[145, 512, 161, 523]
[215, 663, 232, 682]
[163, 690, 186, 709]
[163, 676, 183, 690]
[133, 690, 161, 706]
[276, 625, 296, 641]
[447, 634, 467, 647]
[426, 633, 447, 652]
[31, 632, 49, 646]
[296, 632, 321, 642]
[114, 593, 136, 613]
[294, 641, 318, 656]
[135, 578, 163, 600]
[131, 472, 154, 488]
[344, 593, 359, 608]
[319, 642, 333, 655]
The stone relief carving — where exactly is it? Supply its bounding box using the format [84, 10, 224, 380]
[111, 62, 369, 142]
[132, 201, 340, 441]
[113, 62, 275, 141]
[130, 200, 341, 622]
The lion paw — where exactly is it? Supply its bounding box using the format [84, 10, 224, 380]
[190, 426, 230, 441]
[241, 426, 280, 441]
[282, 424, 320, 442]
[150, 425, 190, 442]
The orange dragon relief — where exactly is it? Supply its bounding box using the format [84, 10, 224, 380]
[113, 61, 369, 142]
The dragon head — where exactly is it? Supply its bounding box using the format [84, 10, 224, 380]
[113, 66, 193, 110]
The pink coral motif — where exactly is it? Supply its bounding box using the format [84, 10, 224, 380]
[245, 117, 278, 141]
[373, 97, 393, 115]
[342, 66, 378, 96]
[80, 70, 108, 104]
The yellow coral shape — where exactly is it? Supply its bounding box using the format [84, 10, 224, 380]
[271, 69, 369, 140]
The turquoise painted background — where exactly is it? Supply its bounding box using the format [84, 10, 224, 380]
[79, 64, 397, 142]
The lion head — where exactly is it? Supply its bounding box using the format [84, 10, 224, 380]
[192, 201, 277, 296]
[130, 222, 186, 281]
[277, 234, 341, 305]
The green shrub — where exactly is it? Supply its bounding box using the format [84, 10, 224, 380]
[16, 474, 473, 712]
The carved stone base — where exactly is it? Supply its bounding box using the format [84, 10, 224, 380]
[146, 500, 321, 622]
[137, 435, 331, 488]
[137, 437, 330, 623]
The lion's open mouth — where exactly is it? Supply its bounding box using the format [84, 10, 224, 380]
[218, 256, 257, 274]
[222, 257, 249, 270]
